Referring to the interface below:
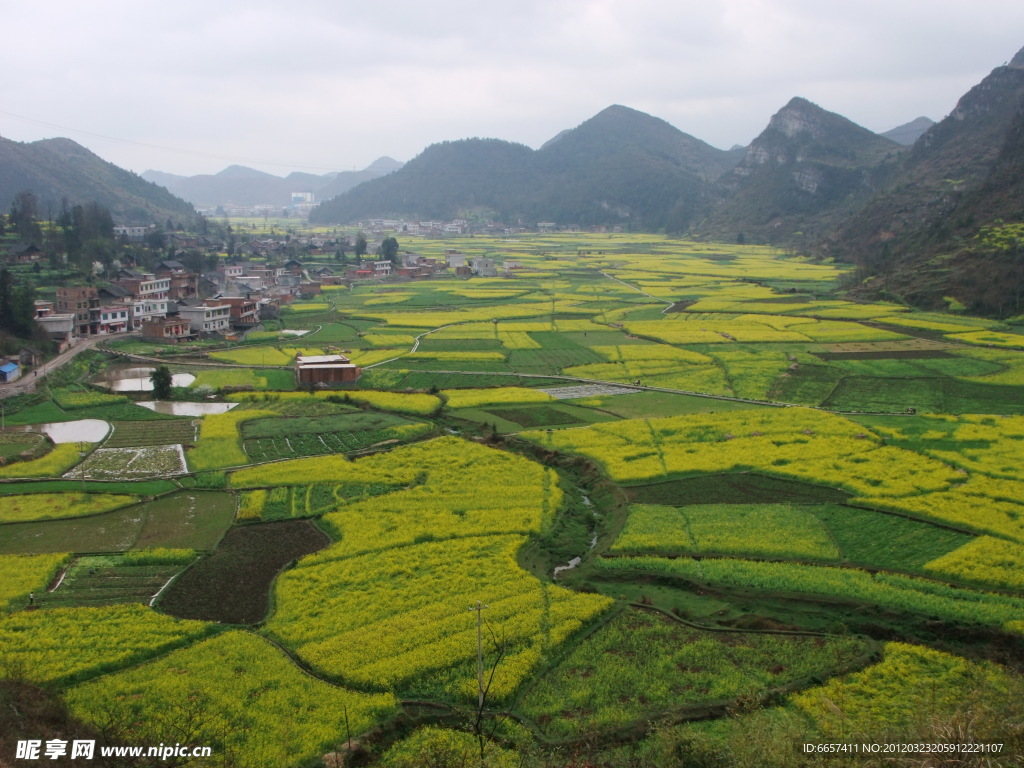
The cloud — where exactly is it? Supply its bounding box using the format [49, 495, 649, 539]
[1, 0, 1021, 175]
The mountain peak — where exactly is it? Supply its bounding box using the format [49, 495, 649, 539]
[1011, 45, 1024, 69]
[768, 97, 833, 139]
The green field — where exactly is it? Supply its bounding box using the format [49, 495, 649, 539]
[3, 233, 1024, 767]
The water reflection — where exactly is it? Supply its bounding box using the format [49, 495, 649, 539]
[136, 401, 238, 416]
[94, 366, 196, 392]
[11, 419, 110, 443]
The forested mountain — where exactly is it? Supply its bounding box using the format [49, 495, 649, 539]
[310, 106, 742, 230]
[142, 157, 403, 208]
[694, 98, 903, 245]
[828, 46, 1024, 315]
[0, 136, 195, 225]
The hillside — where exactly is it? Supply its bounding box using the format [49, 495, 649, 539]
[142, 157, 403, 208]
[310, 105, 741, 229]
[0, 136, 195, 225]
[695, 98, 904, 246]
[830, 45, 1024, 315]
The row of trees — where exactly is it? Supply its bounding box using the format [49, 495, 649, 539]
[0, 268, 38, 340]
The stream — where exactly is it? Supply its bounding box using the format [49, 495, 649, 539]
[553, 493, 600, 579]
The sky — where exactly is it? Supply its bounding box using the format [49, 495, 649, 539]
[1, 1, 1022, 178]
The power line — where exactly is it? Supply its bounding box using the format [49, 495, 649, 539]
[0, 109, 347, 172]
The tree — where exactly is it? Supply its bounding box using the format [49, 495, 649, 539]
[151, 366, 173, 400]
[354, 232, 368, 258]
[379, 236, 399, 264]
[9, 191, 42, 242]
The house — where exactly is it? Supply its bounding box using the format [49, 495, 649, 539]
[35, 314, 75, 351]
[56, 286, 99, 336]
[155, 260, 199, 300]
[471, 257, 497, 277]
[0, 360, 22, 383]
[177, 303, 231, 335]
[33, 300, 54, 318]
[219, 296, 261, 328]
[295, 354, 360, 385]
[97, 306, 130, 334]
[141, 317, 193, 344]
[283, 258, 304, 275]
[445, 252, 467, 268]
[113, 226, 149, 240]
[372, 261, 392, 278]
[19, 346, 44, 367]
[5, 242, 43, 264]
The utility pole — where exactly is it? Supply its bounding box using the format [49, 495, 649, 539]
[469, 601, 489, 712]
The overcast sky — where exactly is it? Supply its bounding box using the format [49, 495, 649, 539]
[2, 1, 1022, 178]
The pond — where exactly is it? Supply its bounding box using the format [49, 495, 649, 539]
[12, 419, 111, 443]
[136, 401, 238, 416]
[94, 366, 196, 392]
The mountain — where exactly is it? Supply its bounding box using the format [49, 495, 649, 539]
[828, 46, 1024, 315]
[310, 138, 537, 223]
[310, 105, 741, 230]
[0, 136, 195, 224]
[142, 157, 403, 208]
[531, 105, 741, 230]
[881, 116, 935, 145]
[695, 98, 904, 245]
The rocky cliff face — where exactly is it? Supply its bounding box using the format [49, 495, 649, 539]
[695, 97, 902, 245]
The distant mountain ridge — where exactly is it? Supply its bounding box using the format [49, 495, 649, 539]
[881, 117, 935, 145]
[142, 157, 403, 208]
[310, 105, 742, 230]
[0, 136, 195, 224]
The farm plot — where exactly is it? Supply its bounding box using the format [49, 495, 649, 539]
[518, 607, 871, 740]
[521, 408, 961, 499]
[0, 603, 214, 685]
[103, 419, 197, 448]
[0, 553, 70, 610]
[0, 491, 235, 555]
[609, 503, 840, 561]
[68, 445, 188, 479]
[594, 556, 1024, 635]
[159, 520, 329, 624]
[0, 491, 138, 524]
[37, 550, 196, 609]
[240, 410, 430, 462]
[268, 535, 612, 701]
[65, 631, 398, 768]
[541, 384, 642, 399]
[238, 479, 411, 522]
[792, 642, 1020, 740]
